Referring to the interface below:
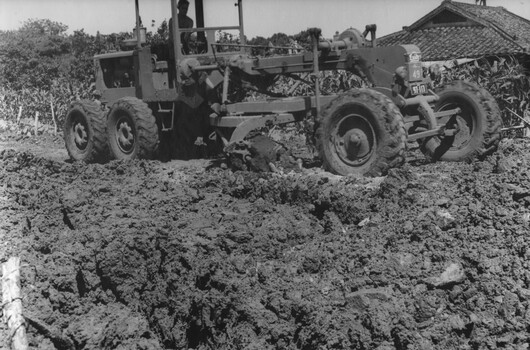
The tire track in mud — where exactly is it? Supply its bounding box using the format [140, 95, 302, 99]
[2, 138, 530, 349]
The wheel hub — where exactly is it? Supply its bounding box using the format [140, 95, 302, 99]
[116, 120, 135, 153]
[74, 122, 88, 149]
[338, 129, 371, 159]
[332, 115, 375, 166]
[450, 117, 470, 148]
[438, 110, 471, 150]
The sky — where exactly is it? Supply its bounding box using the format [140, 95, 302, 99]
[1, 0, 530, 40]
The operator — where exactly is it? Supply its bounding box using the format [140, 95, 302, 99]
[169, 0, 194, 55]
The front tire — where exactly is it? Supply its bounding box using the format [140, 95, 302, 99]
[107, 97, 159, 160]
[315, 89, 407, 176]
[420, 80, 502, 161]
[63, 100, 108, 163]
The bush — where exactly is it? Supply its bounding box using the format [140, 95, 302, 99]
[0, 19, 127, 130]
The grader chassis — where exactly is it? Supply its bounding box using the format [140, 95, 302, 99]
[63, 0, 502, 176]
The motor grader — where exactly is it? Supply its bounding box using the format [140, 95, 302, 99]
[63, 0, 502, 176]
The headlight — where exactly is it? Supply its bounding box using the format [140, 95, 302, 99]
[406, 52, 421, 63]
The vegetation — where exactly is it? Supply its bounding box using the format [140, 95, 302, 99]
[1, 19, 529, 135]
[0, 19, 131, 132]
[0, 19, 311, 131]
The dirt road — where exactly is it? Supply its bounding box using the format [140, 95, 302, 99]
[1, 131, 530, 349]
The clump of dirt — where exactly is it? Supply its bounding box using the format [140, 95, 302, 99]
[226, 133, 307, 173]
[2, 137, 530, 349]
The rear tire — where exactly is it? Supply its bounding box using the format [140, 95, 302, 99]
[63, 100, 108, 163]
[107, 97, 158, 160]
[420, 80, 502, 161]
[315, 89, 407, 176]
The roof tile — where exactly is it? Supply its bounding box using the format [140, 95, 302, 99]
[378, 1, 530, 61]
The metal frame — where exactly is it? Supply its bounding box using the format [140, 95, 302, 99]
[94, 0, 456, 148]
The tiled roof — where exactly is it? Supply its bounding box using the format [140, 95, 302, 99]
[378, 0, 530, 61]
[379, 26, 524, 61]
[456, 2, 530, 48]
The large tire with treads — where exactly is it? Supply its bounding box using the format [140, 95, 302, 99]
[63, 100, 108, 163]
[107, 97, 158, 160]
[315, 88, 407, 176]
[420, 80, 502, 162]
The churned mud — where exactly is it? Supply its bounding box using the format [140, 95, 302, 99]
[2, 131, 530, 349]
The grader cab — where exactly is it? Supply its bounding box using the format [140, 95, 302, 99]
[63, 0, 502, 176]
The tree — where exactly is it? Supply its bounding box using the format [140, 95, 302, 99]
[147, 20, 170, 60]
[292, 30, 312, 50]
[247, 36, 268, 56]
[0, 19, 70, 90]
[67, 29, 100, 83]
